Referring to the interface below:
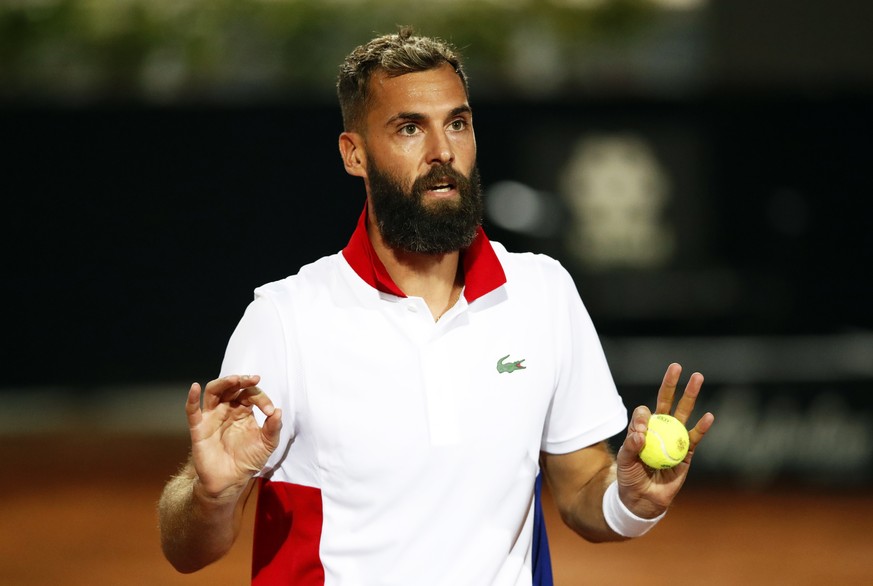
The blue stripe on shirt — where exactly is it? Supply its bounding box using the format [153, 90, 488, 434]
[532, 472, 554, 586]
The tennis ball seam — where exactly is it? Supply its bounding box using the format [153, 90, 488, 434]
[650, 430, 683, 463]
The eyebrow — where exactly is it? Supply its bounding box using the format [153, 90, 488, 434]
[386, 105, 473, 127]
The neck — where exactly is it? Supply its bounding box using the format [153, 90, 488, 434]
[368, 220, 464, 321]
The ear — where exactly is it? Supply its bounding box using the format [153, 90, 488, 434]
[339, 131, 367, 178]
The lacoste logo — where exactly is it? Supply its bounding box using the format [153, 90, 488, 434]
[497, 355, 526, 374]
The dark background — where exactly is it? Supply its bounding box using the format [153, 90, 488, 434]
[5, 96, 871, 385]
[3, 0, 873, 489]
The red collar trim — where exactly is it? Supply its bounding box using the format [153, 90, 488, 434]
[341, 205, 507, 302]
[461, 225, 508, 302]
[342, 206, 406, 298]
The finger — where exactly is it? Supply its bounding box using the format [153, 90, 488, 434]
[239, 384, 276, 417]
[185, 383, 203, 429]
[655, 363, 682, 415]
[688, 411, 716, 450]
[201, 375, 243, 411]
[672, 372, 704, 425]
[217, 374, 263, 405]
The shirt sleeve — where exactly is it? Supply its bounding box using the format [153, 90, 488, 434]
[541, 263, 628, 454]
[219, 291, 296, 475]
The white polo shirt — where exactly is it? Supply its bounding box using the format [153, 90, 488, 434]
[220, 208, 628, 586]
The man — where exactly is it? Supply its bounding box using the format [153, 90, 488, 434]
[158, 28, 715, 585]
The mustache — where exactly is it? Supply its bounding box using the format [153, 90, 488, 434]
[413, 163, 470, 192]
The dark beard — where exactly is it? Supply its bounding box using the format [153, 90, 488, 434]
[367, 161, 484, 254]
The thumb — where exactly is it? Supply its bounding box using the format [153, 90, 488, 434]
[619, 406, 650, 463]
[261, 408, 283, 451]
[615, 405, 652, 479]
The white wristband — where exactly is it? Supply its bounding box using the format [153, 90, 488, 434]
[602, 480, 666, 538]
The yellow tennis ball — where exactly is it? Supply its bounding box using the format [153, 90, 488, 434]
[639, 414, 690, 469]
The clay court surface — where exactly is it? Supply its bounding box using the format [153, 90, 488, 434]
[2, 433, 871, 585]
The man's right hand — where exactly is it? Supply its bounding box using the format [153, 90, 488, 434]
[186, 374, 282, 502]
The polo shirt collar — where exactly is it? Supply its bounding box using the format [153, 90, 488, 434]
[341, 204, 507, 303]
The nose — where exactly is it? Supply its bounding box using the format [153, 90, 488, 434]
[426, 129, 454, 166]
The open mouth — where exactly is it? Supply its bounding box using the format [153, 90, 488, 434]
[428, 178, 457, 193]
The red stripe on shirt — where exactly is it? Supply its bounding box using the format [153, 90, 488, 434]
[252, 480, 325, 585]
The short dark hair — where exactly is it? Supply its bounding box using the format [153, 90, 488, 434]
[337, 27, 469, 132]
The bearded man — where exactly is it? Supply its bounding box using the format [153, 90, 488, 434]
[158, 28, 714, 586]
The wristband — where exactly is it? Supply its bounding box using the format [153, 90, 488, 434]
[602, 480, 666, 538]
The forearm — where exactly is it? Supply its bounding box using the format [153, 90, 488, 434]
[551, 459, 668, 542]
[556, 462, 626, 543]
[158, 462, 252, 573]
[541, 443, 626, 543]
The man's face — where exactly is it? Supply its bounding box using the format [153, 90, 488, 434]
[358, 63, 481, 254]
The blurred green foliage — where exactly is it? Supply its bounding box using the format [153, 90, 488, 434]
[0, 0, 687, 103]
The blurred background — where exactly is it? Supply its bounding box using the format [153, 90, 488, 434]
[2, 0, 872, 584]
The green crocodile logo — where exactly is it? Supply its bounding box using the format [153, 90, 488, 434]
[497, 355, 526, 374]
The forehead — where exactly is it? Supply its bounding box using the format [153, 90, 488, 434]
[366, 63, 469, 123]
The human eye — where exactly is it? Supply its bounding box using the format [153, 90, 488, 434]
[448, 119, 468, 131]
[399, 123, 420, 136]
